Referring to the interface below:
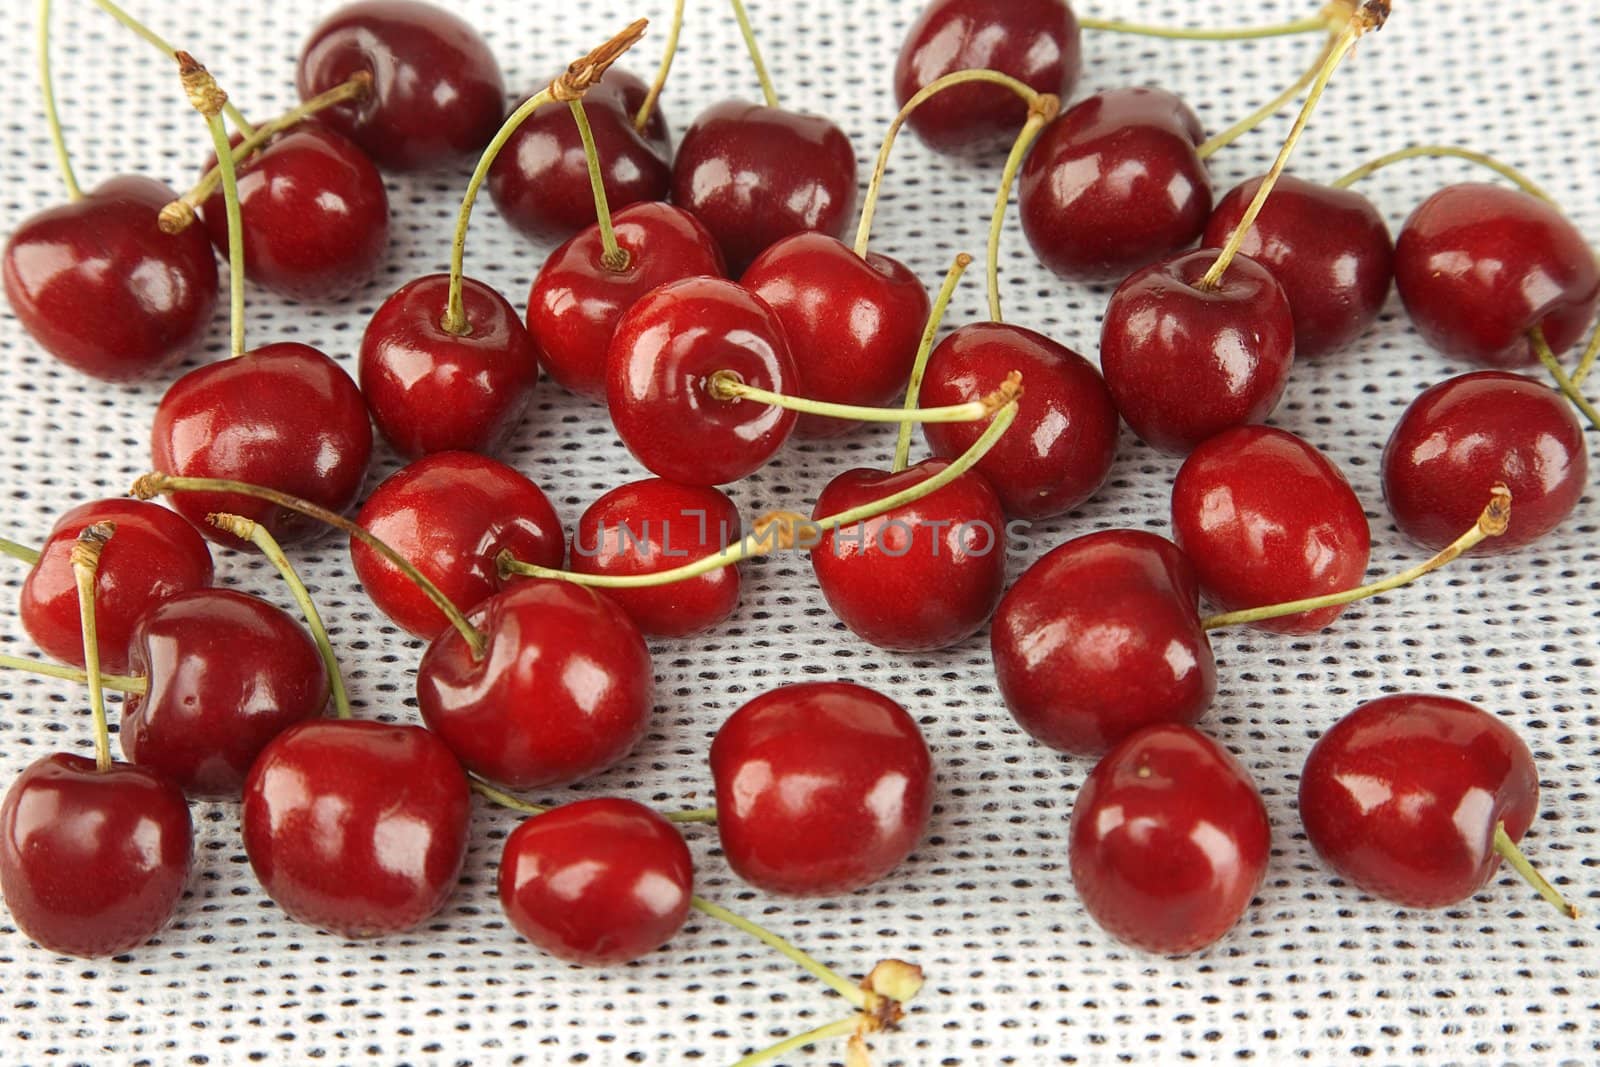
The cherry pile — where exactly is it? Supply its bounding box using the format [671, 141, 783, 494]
[0, 0, 1595, 1063]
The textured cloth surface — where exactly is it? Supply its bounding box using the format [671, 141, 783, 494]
[0, 1, 1597, 1064]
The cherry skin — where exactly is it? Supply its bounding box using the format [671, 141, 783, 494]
[119, 588, 331, 800]
[1299, 694, 1539, 909]
[0, 753, 192, 958]
[606, 276, 798, 485]
[671, 100, 858, 275]
[1394, 183, 1600, 367]
[742, 233, 930, 439]
[416, 580, 654, 791]
[151, 342, 373, 547]
[1382, 371, 1587, 554]
[1070, 724, 1271, 956]
[569, 478, 742, 638]
[809, 461, 1006, 651]
[488, 67, 672, 243]
[1171, 425, 1371, 635]
[242, 719, 471, 938]
[2, 175, 217, 381]
[527, 202, 724, 403]
[710, 681, 933, 897]
[893, 0, 1082, 153]
[1101, 250, 1295, 454]
[919, 322, 1119, 519]
[1203, 174, 1394, 358]
[296, 0, 504, 172]
[1019, 88, 1212, 281]
[19, 499, 213, 675]
[359, 274, 541, 458]
[991, 530, 1216, 757]
[498, 798, 693, 966]
[352, 452, 564, 639]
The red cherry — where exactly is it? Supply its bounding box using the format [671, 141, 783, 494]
[569, 478, 742, 638]
[0, 753, 192, 957]
[893, 0, 1082, 153]
[2, 175, 217, 381]
[1100, 249, 1295, 454]
[710, 681, 933, 896]
[1171, 425, 1371, 635]
[1069, 724, 1270, 955]
[497, 798, 692, 966]
[416, 580, 654, 790]
[991, 530, 1215, 756]
[1382, 371, 1587, 554]
[352, 452, 564, 639]
[1394, 183, 1600, 367]
[242, 719, 470, 938]
[296, 0, 504, 172]
[359, 274, 541, 458]
[742, 233, 930, 439]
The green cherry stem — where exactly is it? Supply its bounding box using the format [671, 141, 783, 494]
[1571, 328, 1600, 389]
[1197, 31, 1335, 160]
[38, 0, 81, 200]
[1493, 822, 1580, 920]
[987, 93, 1058, 321]
[1078, 1, 1346, 40]
[0, 536, 43, 566]
[175, 52, 245, 357]
[728, 0, 778, 109]
[689, 896, 868, 1009]
[90, 0, 254, 135]
[467, 777, 716, 824]
[69, 522, 115, 772]
[728, 1017, 861, 1067]
[1329, 143, 1555, 203]
[0, 653, 146, 693]
[635, 0, 685, 131]
[707, 368, 1016, 424]
[569, 98, 629, 271]
[894, 252, 973, 473]
[1530, 326, 1600, 430]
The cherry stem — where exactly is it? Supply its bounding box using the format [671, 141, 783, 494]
[634, 0, 684, 131]
[727, 0, 778, 109]
[1077, 2, 1346, 41]
[208, 512, 350, 720]
[1572, 327, 1600, 389]
[0, 652, 146, 694]
[708, 369, 1018, 424]
[1329, 143, 1555, 203]
[987, 96, 1058, 322]
[89, 0, 254, 135]
[174, 53, 246, 358]
[728, 1017, 860, 1067]
[569, 98, 629, 272]
[1529, 326, 1600, 431]
[1198, 31, 1336, 160]
[69, 523, 114, 772]
[1201, 485, 1510, 631]
[130, 472, 487, 661]
[690, 896, 868, 1009]
[468, 777, 716, 823]
[894, 252, 973, 473]
[0, 536, 42, 566]
[37, 0, 81, 200]
[1492, 821, 1579, 920]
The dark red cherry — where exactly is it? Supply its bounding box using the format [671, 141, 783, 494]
[120, 588, 330, 799]
[1019, 88, 1211, 281]
[352, 452, 564, 639]
[1070, 724, 1270, 955]
[242, 719, 470, 938]
[710, 681, 933, 897]
[1101, 249, 1295, 454]
[295, 0, 504, 172]
[19, 499, 213, 674]
[569, 478, 741, 638]
[151, 342, 373, 547]
[1171, 425, 1371, 635]
[359, 274, 540, 458]
[1202, 174, 1393, 358]
[991, 530, 1215, 756]
[1394, 183, 1600, 367]
[606, 276, 797, 485]
[809, 460, 1006, 651]
[1382, 371, 1587, 554]
[919, 322, 1118, 519]
[416, 580, 653, 790]
[0, 753, 192, 958]
[527, 202, 724, 402]
[2, 175, 217, 381]
[488, 67, 672, 244]
[893, 0, 1082, 153]
[498, 798, 692, 966]
[742, 233, 929, 438]
[671, 100, 857, 274]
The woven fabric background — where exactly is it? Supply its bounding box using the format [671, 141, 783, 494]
[0, 1, 1596, 1063]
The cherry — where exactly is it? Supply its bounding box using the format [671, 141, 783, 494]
[1069, 724, 1271, 955]
[497, 798, 693, 966]
[710, 681, 933, 896]
[1171, 425, 1371, 635]
[352, 452, 564, 639]
[1382, 371, 1588, 554]
[991, 530, 1215, 756]
[295, 0, 504, 171]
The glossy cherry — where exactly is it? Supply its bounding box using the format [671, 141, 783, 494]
[242, 719, 471, 938]
[3, 175, 217, 381]
[1070, 724, 1270, 955]
[498, 798, 693, 966]
[296, 0, 505, 172]
[710, 681, 933, 897]
[1382, 371, 1587, 554]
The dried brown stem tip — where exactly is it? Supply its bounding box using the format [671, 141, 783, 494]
[130, 473, 165, 500]
[979, 370, 1026, 415]
[69, 521, 116, 571]
[1029, 92, 1062, 124]
[158, 201, 197, 235]
[551, 18, 649, 102]
[1355, 0, 1390, 33]
[206, 512, 257, 541]
[1479, 483, 1512, 537]
[751, 510, 819, 552]
[175, 51, 228, 118]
